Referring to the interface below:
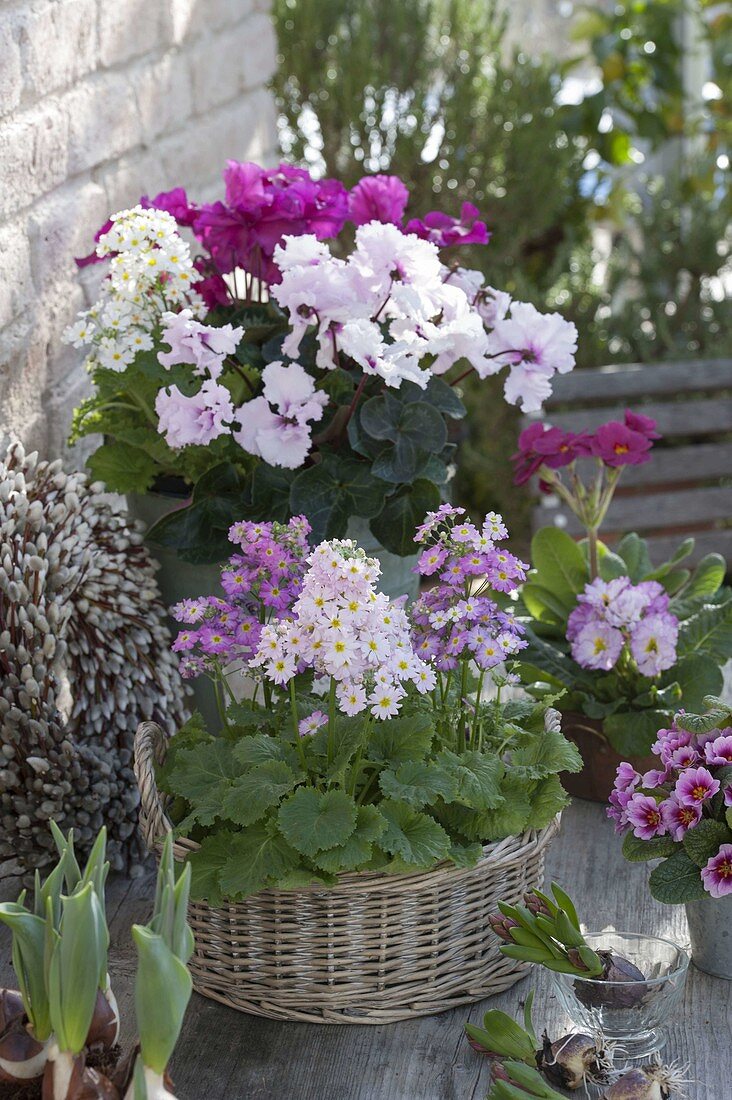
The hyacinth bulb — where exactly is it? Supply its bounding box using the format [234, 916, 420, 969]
[0, 989, 50, 1084]
[42, 1047, 120, 1100]
[85, 988, 120, 1051]
[599, 1061, 689, 1100]
[537, 1030, 614, 1090]
[574, 950, 647, 1010]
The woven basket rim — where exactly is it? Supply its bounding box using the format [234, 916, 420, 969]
[134, 714, 562, 896]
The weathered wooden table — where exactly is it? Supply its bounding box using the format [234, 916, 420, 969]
[2, 801, 729, 1099]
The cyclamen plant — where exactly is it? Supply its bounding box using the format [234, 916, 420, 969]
[159, 508, 581, 902]
[611, 698, 732, 904]
[66, 162, 578, 562]
[512, 410, 731, 758]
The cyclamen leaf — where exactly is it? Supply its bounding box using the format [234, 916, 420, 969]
[682, 819, 732, 868]
[312, 805, 387, 874]
[379, 800, 451, 867]
[378, 760, 458, 807]
[437, 750, 504, 810]
[218, 825, 303, 898]
[648, 851, 707, 905]
[221, 761, 299, 826]
[277, 788, 358, 858]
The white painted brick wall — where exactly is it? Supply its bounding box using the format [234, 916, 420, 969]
[0, 0, 278, 458]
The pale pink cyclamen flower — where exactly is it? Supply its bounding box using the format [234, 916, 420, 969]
[701, 844, 732, 898]
[234, 360, 328, 469]
[155, 379, 234, 447]
[625, 793, 666, 840]
[158, 309, 243, 377]
[485, 302, 578, 413]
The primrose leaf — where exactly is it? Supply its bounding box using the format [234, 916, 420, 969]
[665, 654, 724, 713]
[448, 840, 484, 868]
[379, 800, 451, 867]
[379, 760, 459, 807]
[524, 775, 570, 830]
[186, 833, 236, 906]
[603, 709, 668, 757]
[530, 527, 587, 605]
[682, 553, 727, 600]
[312, 805, 387, 874]
[221, 761, 299, 826]
[622, 832, 678, 862]
[471, 776, 533, 841]
[87, 441, 158, 494]
[232, 733, 287, 766]
[677, 596, 732, 663]
[682, 819, 732, 868]
[648, 850, 707, 904]
[436, 750, 504, 810]
[277, 787, 358, 858]
[166, 740, 239, 802]
[368, 713, 435, 766]
[675, 704, 732, 735]
[615, 532, 654, 583]
[217, 825, 303, 898]
[512, 725, 582, 777]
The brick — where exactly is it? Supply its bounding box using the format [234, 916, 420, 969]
[65, 72, 140, 174]
[46, 361, 93, 457]
[98, 0, 164, 67]
[0, 219, 33, 330]
[0, 17, 23, 117]
[163, 0, 256, 41]
[96, 147, 168, 216]
[239, 12, 277, 91]
[189, 12, 276, 114]
[0, 99, 70, 219]
[129, 52, 193, 143]
[20, 0, 97, 98]
[27, 180, 108, 293]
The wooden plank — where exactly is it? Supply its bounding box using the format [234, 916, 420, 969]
[642, 528, 732, 568]
[535, 485, 732, 536]
[547, 359, 732, 406]
[546, 397, 732, 438]
[2, 803, 728, 1099]
[619, 442, 732, 488]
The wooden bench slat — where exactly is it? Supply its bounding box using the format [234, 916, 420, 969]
[589, 442, 732, 488]
[546, 397, 732, 437]
[547, 360, 732, 405]
[535, 486, 732, 536]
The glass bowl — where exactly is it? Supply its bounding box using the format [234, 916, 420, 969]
[548, 931, 689, 1061]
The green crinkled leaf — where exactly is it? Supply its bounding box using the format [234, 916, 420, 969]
[290, 452, 388, 544]
[379, 800, 451, 867]
[683, 553, 727, 600]
[648, 537, 695, 580]
[367, 713, 435, 766]
[471, 779, 533, 841]
[603, 709, 668, 757]
[311, 805, 387, 874]
[379, 760, 459, 807]
[616, 532, 654, 583]
[232, 733, 286, 766]
[682, 819, 732, 868]
[524, 775, 569, 830]
[436, 750, 504, 810]
[448, 840, 484, 868]
[512, 725, 582, 777]
[166, 740, 239, 803]
[648, 850, 707, 904]
[677, 595, 732, 663]
[530, 527, 587, 606]
[277, 787, 358, 858]
[675, 704, 732, 735]
[369, 478, 442, 556]
[622, 832, 678, 862]
[310, 714, 370, 780]
[186, 833, 236, 906]
[88, 441, 158, 494]
[595, 543, 628, 581]
[221, 761, 299, 826]
[217, 825, 303, 898]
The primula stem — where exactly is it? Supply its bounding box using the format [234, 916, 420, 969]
[289, 680, 308, 771]
[472, 670, 485, 747]
[327, 678, 337, 766]
[458, 660, 469, 752]
[587, 526, 599, 580]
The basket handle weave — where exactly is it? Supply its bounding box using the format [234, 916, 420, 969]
[134, 721, 172, 849]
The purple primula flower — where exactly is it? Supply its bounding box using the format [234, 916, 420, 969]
[629, 613, 679, 677]
[704, 732, 732, 766]
[660, 795, 702, 842]
[570, 621, 624, 671]
[298, 709, 328, 737]
[642, 767, 671, 789]
[701, 844, 732, 898]
[675, 766, 720, 807]
[625, 793, 666, 840]
[724, 786, 732, 808]
[579, 576, 631, 614]
[615, 761, 642, 793]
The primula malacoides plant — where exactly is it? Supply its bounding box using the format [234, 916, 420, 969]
[66, 161, 578, 562]
[158, 508, 581, 904]
[511, 409, 731, 759]
[611, 697, 732, 904]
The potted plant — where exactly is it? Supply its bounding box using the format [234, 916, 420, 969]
[511, 413, 731, 801]
[65, 162, 578, 610]
[134, 504, 582, 1022]
[610, 696, 732, 981]
[0, 827, 192, 1098]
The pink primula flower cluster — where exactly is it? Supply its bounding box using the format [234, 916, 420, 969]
[567, 576, 679, 677]
[609, 723, 732, 898]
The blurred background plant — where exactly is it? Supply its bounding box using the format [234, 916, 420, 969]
[271, 0, 731, 552]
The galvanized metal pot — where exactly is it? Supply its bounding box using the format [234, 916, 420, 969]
[685, 894, 732, 980]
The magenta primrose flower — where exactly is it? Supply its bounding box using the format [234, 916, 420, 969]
[701, 844, 732, 898]
[674, 766, 720, 807]
[660, 795, 702, 842]
[591, 421, 654, 467]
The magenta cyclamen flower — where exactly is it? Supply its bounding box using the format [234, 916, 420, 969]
[701, 844, 732, 898]
[348, 174, 410, 226]
[675, 766, 720, 807]
[625, 793, 666, 840]
[405, 201, 490, 248]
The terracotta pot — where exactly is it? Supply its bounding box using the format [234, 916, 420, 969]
[560, 712, 657, 803]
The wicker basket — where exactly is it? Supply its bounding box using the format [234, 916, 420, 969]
[134, 714, 562, 1024]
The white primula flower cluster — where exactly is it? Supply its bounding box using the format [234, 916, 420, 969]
[62, 206, 205, 373]
[270, 225, 578, 410]
[250, 540, 437, 719]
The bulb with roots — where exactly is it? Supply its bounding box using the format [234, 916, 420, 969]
[0, 989, 51, 1084]
[572, 949, 648, 1010]
[537, 1026, 615, 1090]
[42, 1043, 120, 1100]
[600, 1060, 690, 1100]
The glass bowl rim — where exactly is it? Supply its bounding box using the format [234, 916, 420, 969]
[554, 929, 690, 988]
